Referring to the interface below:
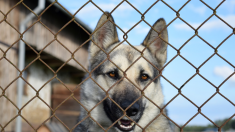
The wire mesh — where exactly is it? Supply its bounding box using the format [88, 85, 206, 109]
[0, 0, 235, 132]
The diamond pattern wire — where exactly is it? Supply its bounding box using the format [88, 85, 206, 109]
[0, 0, 235, 132]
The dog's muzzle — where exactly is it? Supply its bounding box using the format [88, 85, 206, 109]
[103, 94, 144, 131]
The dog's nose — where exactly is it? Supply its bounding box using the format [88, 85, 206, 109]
[120, 100, 140, 116]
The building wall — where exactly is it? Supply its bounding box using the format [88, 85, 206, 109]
[21, 60, 82, 128]
[0, 0, 19, 131]
[24, 21, 89, 71]
[0, 46, 18, 131]
[0, 0, 89, 131]
[22, 62, 53, 125]
[24, 0, 89, 71]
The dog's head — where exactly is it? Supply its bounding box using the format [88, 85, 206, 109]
[88, 12, 168, 131]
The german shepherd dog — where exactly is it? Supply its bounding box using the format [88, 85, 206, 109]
[75, 12, 173, 132]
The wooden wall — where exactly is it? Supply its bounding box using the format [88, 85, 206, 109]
[0, 0, 19, 131]
[0, 0, 20, 46]
[0, 45, 18, 132]
[0, 0, 90, 131]
[24, 21, 89, 71]
[23, 0, 90, 71]
[51, 83, 80, 129]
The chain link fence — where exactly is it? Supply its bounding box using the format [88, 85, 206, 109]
[0, 0, 235, 132]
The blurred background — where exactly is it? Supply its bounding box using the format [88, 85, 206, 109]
[0, 0, 235, 131]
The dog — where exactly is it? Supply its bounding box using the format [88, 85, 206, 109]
[74, 12, 173, 132]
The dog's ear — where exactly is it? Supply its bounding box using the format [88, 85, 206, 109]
[143, 18, 168, 68]
[90, 12, 119, 57]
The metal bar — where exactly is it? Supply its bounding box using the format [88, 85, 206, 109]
[15, 0, 45, 132]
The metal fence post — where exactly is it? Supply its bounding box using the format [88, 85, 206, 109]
[16, 0, 45, 132]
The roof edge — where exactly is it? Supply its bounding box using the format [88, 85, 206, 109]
[47, 0, 93, 33]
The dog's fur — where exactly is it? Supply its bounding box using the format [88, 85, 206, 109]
[74, 12, 172, 132]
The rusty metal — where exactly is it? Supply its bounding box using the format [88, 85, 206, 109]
[0, 0, 235, 132]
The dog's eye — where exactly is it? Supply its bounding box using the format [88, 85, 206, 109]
[108, 71, 118, 79]
[141, 74, 149, 81]
[109, 72, 116, 77]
